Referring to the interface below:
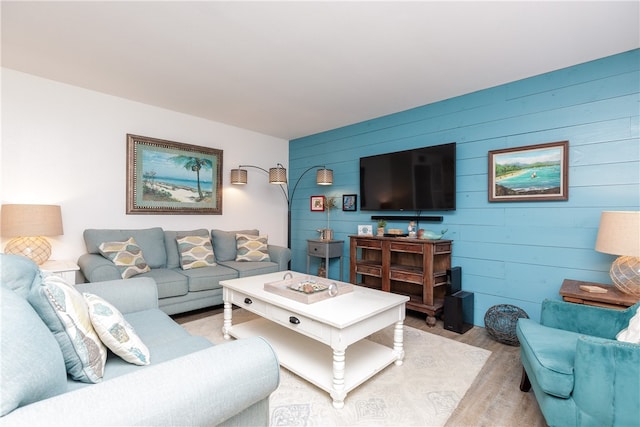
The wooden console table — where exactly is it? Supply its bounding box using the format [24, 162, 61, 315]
[349, 235, 452, 326]
[559, 279, 639, 309]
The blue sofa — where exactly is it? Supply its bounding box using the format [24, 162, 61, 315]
[78, 228, 291, 315]
[517, 299, 640, 426]
[1, 254, 280, 425]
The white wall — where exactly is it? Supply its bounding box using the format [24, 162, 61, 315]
[1, 69, 289, 262]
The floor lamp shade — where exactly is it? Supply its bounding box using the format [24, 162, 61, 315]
[269, 166, 287, 185]
[1, 204, 63, 265]
[316, 168, 333, 185]
[230, 168, 248, 184]
[595, 211, 640, 296]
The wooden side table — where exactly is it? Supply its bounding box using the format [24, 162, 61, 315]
[559, 278, 639, 309]
[40, 260, 80, 285]
[307, 239, 344, 281]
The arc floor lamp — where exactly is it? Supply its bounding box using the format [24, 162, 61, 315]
[230, 163, 333, 248]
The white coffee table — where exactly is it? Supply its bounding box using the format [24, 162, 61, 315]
[221, 270, 409, 409]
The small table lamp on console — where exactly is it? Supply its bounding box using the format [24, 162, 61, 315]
[1, 204, 63, 265]
[595, 211, 640, 297]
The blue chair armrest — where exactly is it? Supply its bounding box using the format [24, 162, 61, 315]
[540, 299, 637, 339]
[573, 335, 640, 426]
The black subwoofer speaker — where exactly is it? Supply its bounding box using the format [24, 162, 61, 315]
[446, 266, 461, 295]
[444, 291, 474, 334]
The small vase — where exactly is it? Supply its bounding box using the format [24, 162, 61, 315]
[377, 227, 385, 236]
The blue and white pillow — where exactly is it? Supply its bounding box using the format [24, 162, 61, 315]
[84, 293, 150, 366]
[27, 275, 107, 383]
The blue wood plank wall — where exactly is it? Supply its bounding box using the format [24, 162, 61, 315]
[289, 50, 640, 324]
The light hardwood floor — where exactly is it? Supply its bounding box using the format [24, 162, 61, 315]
[173, 307, 547, 427]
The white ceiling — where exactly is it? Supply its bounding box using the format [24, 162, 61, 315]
[2, 1, 639, 140]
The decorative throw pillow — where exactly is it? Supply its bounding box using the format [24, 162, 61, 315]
[84, 293, 151, 366]
[27, 275, 107, 383]
[176, 235, 216, 270]
[616, 306, 640, 343]
[236, 233, 271, 262]
[98, 237, 151, 279]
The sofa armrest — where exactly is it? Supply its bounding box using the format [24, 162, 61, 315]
[572, 335, 640, 426]
[75, 278, 158, 314]
[540, 299, 636, 339]
[77, 253, 121, 282]
[268, 244, 292, 270]
[0, 337, 280, 426]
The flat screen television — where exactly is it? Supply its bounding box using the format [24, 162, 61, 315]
[359, 142, 456, 211]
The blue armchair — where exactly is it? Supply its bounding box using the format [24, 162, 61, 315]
[517, 299, 640, 427]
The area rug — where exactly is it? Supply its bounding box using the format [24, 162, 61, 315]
[181, 310, 491, 427]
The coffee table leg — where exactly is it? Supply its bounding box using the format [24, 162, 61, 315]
[330, 348, 346, 409]
[222, 301, 233, 340]
[393, 320, 405, 366]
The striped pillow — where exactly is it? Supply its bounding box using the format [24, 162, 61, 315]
[176, 235, 216, 270]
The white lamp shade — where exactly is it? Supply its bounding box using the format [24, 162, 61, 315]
[595, 211, 640, 257]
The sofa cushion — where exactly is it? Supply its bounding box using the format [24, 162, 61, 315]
[137, 268, 189, 299]
[99, 237, 151, 279]
[219, 261, 280, 278]
[174, 265, 238, 292]
[1, 286, 67, 416]
[236, 234, 271, 262]
[84, 293, 151, 366]
[27, 275, 108, 383]
[164, 229, 210, 269]
[0, 254, 41, 298]
[211, 229, 259, 262]
[65, 309, 212, 391]
[84, 228, 167, 268]
[177, 235, 216, 269]
[517, 318, 578, 398]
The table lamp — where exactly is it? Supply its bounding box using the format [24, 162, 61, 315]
[1, 204, 64, 265]
[595, 211, 640, 296]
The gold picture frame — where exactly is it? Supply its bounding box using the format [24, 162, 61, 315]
[126, 134, 223, 214]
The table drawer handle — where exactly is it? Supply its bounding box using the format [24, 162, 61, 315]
[244, 297, 252, 305]
[289, 316, 300, 325]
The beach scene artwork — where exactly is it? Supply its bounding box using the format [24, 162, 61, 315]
[127, 134, 222, 214]
[489, 141, 568, 202]
[140, 149, 215, 204]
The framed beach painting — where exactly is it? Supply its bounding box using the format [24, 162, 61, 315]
[488, 141, 568, 202]
[126, 134, 223, 214]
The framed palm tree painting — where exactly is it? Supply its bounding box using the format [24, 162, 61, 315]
[126, 134, 223, 214]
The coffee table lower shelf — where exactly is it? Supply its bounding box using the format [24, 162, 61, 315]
[227, 317, 399, 408]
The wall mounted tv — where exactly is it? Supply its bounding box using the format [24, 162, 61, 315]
[359, 142, 456, 211]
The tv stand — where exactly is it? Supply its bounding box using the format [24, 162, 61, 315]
[349, 235, 452, 326]
[371, 215, 443, 222]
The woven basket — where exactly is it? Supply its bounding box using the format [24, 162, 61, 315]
[484, 304, 529, 346]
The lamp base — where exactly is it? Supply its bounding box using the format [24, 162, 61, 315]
[610, 256, 640, 297]
[4, 236, 52, 265]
